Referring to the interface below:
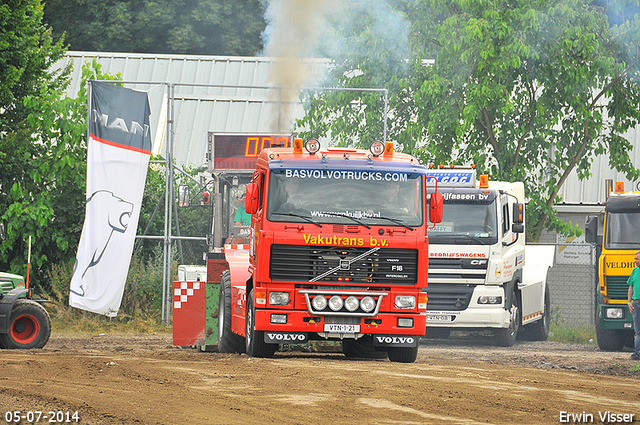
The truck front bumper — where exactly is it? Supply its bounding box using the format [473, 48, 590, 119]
[255, 309, 426, 337]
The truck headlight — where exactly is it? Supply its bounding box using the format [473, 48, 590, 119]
[605, 307, 624, 319]
[269, 292, 290, 306]
[361, 296, 376, 313]
[478, 296, 502, 305]
[328, 295, 344, 311]
[395, 295, 416, 309]
[345, 296, 359, 312]
[397, 317, 413, 328]
[270, 314, 287, 324]
[312, 295, 327, 311]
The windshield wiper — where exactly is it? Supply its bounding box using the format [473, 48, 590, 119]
[319, 211, 371, 229]
[371, 215, 413, 230]
[272, 212, 322, 228]
[429, 233, 484, 245]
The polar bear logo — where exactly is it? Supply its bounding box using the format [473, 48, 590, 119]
[70, 191, 134, 297]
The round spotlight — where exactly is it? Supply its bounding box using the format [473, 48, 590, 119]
[344, 296, 359, 312]
[369, 141, 385, 157]
[360, 296, 376, 313]
[312, 295, 327, 311]
[328, 295, 344, 311]
[305, 138, 321, 154]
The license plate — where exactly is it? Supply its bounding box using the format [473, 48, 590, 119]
[426, 315, 452, 322]
[324, 324, 360, 333]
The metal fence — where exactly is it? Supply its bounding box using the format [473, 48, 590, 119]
[532, 243, 595, 326]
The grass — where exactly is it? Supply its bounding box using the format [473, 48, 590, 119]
[49, 304, 170, 335]
[547, 305, 597, 345]
[548, 323, 597, 344]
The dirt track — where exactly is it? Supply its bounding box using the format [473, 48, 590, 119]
[1, 332, 639, 425]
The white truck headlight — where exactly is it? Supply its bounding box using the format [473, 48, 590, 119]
[395, 295, 416, 309]
[360, 296, 376, 313]
[605, 307, 624, 319]
[345, 296, 359, 312]
[328, 295, 344, 311]
[269, 292, 290, 306]
[312, 295, 327, 311]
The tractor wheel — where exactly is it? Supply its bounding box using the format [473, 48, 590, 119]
[0, 299, 51, 349]
[217, 271, 245, 353]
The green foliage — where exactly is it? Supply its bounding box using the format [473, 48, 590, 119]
[47, 247, 169, 332]
[43, 0, 266, 56]
[296, 0, 640, 240]
[0, 59, 120, 292]
[548, 305, 596, 344]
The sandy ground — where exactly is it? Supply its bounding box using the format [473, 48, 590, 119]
[0, 332, 639, 425]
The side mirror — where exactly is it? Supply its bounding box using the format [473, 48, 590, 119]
[585, 215, 598, 243]
[429, 192, 444, 224]
[512, 203, 524, 224]
[245, 183, 259, 214]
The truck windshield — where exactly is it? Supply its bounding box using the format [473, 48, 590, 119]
[266, 171, 423, 227]
[605, 212, 640, 250]
[427, 191, 498, 245]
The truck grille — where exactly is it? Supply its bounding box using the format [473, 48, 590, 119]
[606, 276, 630, 299]
[425, 283, 475, 311]
[428, 258, 488, 284]
[270, 245, 418, 285]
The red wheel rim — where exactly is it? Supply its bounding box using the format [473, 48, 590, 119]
[10, 314, 40, 345]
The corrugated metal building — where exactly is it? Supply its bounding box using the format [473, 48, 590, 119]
[54, 51, 640, 209]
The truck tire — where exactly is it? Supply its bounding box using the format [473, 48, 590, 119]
[245, 289, 278, 358]
[524, 283, 550, 341]
[424, 328, 451, 339]
[0, 300, 51, 349]
[494, 286, 520, 347]
[387, 345, 419, 363]
[217, 271, 245, 353]
[342, 336, 388, 359]
[595, 320, 626, 351]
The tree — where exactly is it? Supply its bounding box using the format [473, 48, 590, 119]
[296, 0, 640, 240]
[42, 0, 266, 56]
[0, 58, 119, 291]
[0, 0, 67, 286]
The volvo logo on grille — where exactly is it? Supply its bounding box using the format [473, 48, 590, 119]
[339, 259, 351, 270]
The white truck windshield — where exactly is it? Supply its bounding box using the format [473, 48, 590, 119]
[427, 190, 498, 245]
[266, 171, 423, 227]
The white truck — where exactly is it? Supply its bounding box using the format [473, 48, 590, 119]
[424, 167, 554, 346]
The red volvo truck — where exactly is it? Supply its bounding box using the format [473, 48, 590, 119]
[210, 138, 443, 363]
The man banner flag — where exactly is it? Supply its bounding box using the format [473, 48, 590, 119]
[70, 81, 152, 316]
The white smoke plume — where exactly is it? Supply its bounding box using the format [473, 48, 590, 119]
[261, 0, 341, 133]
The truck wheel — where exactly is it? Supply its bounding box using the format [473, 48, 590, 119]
[245, 289, 277, 358]
[387, 345, 419, 363]
[217, 271, 245, 353]
[525, 283, 551, 341]
[424, 328, 451, 339]
[0, 300, 51, 349]
[494, 287, 520, 347]
[595, 320, 626, 351]
[342, 336, 388, 359]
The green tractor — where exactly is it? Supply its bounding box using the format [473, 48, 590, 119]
[0, 223, 51, 349]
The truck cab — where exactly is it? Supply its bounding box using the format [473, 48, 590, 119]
[424, 167, 552, 346]
[217, 139, 444, 362]
[585, 181, 640, 350]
